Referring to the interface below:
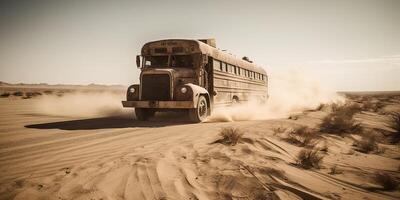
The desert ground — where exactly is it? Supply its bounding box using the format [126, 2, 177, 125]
[0, 84, 399, 200]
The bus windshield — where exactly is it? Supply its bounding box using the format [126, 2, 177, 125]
[144, 56, 168, 68]
[144, 54, 197, 68]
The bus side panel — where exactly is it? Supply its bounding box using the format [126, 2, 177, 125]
[210, 58, 267, 106]
[213, 71, 267, 104]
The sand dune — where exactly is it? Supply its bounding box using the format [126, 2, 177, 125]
[0, 93, 399, 200]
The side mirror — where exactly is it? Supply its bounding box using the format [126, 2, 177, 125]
[202, 54, 208, 63]
[136, 55, 141, 68]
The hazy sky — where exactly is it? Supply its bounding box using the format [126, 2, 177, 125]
[0, 0, 399, 91]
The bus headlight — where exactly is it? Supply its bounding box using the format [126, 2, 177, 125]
[127, 84, 139, 101]
[175, 85, 192, 101]
[180, 87, 187, 94]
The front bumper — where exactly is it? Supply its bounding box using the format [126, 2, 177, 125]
[122, 100, 195, 109]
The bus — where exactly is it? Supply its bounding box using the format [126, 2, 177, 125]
[122, 39, 268, 122]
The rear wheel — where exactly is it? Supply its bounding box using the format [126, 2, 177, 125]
[188, 96, 208, 123]
[232, 96, 239, 105]
[135, 108, 155, 121]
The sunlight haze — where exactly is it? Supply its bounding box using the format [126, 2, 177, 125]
[0, 0, 399, 91]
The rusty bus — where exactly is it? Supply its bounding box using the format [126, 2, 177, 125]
[122, 39, 268, 122]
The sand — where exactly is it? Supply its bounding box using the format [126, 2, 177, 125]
[0, 89, 399, 199]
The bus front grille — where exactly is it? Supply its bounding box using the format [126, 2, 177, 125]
[141, 74, 171, 100]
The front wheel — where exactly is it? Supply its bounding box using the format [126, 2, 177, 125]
[188, 96, 209, 123]
[135, 108, 155, 121]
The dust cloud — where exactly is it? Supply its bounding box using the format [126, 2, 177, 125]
[33, 91, 130, 118]
[33, 71, 342, 121]
[207, 70, 344, 122]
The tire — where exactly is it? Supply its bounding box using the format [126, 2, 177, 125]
[232, 96, 239, 105]
[188, 96, 208, 123]
[135, 108, 155, 121]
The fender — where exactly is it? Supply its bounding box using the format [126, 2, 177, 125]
[184, 83, 210, 108]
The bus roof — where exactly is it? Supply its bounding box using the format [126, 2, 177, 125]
[142, 39, 267, 75]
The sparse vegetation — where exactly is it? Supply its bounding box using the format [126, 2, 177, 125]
[24, 91, 42, 99]
[214, 127, 243, 146]
[362, 100, 384, 113]
[12, 91, 23, 96]
[286, 126, 317, 147]
[296, 147, 324, 169]
[0, 92, 10, 98]
[272, 126, 287, 135]
[320, 103, 361, 135]
[43, 90, 53, 95]
[374, 172, 399, 191]
[387, 111, 400, 143]
[353, 134, 378, 153]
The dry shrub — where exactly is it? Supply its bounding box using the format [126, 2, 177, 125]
[353, 134, 378, 153]
[296, 147, 324, 169]
[43, 90, 53, 95]
[215, 127, 243, 146]
[0, 92, 10, 98]
[374, 172, 399, 191]
[362, 100, 384, 113]
[320, 103, 361, 135]
[286, 126, 317, 147]
[272, 126, 287, 135]
[12, 91, 23, 96]
[387, 112, 400, 143]
[24, 92, 42, 99]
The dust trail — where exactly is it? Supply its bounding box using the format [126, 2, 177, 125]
[207, 70, 344, 122]
[33, 91, 131, 118]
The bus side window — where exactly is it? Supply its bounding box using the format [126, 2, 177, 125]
[223, 63, 227, 72]
[213, 60, 221, 71]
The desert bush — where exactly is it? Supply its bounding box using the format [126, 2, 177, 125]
[215, 127, 243, 146]
[0, 92, 10, 98]
[12, 91, 23, 96]
[320, 103, 361, 135]
[374, 172, 399, 191]
[24, 92, 42, 98]
[387, 112, 400, 143]
[353, 134, 378, 153]
[296, 147, 324, 169]
[332, 102, 361, 115]
[362, 100, 384, 113]
[272, 126, 287, 135]
[43, 90, 53, 94]
[286, 126, 317, 147]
